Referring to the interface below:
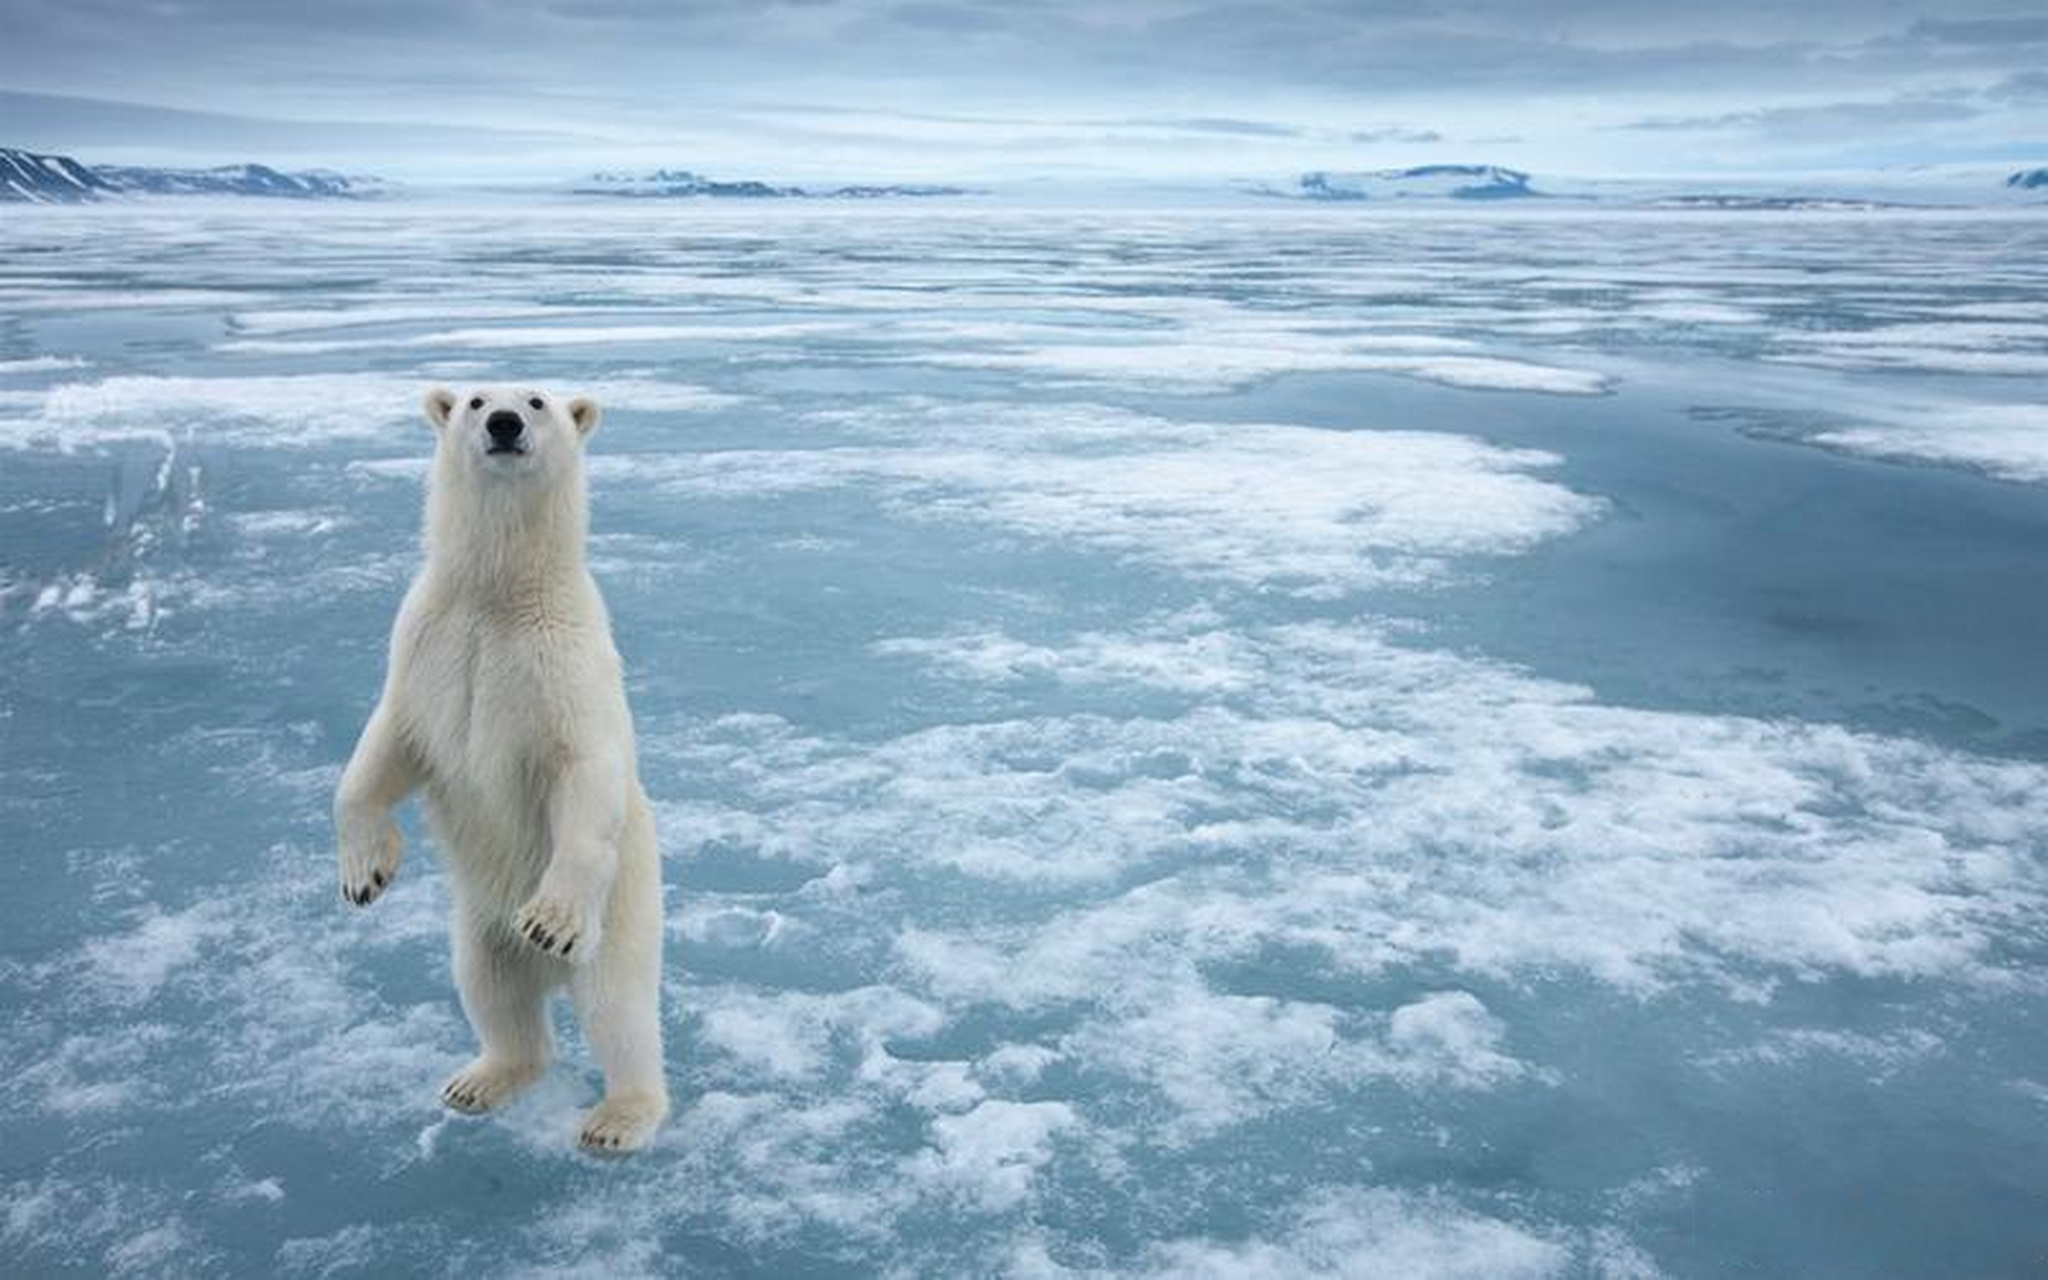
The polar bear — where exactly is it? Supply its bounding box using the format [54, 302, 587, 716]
[334, 386, 667, 1152]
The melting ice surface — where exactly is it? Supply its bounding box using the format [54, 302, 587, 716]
[2, 204, 2047, 1276]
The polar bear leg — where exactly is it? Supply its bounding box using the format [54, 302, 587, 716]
[570, 813, 667, 1152]
[570, 956, 667, 1151]
[335, 702, 419, 906]
[442, 912, 555, 1113]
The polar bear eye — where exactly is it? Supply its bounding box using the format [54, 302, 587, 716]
[528, 397, 545, 411]
[468, 397, 484, 411]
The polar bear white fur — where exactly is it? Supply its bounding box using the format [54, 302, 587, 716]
[334, 385, 667, 1152]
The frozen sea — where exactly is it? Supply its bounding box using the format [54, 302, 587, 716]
[2, 202, 2046, 1277]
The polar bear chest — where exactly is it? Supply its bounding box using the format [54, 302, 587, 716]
[393, 604, 597, 805]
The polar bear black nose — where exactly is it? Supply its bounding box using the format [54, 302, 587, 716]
[485, 411, 525, 447]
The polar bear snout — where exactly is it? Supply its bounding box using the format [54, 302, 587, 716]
[484, 410, 527, 455]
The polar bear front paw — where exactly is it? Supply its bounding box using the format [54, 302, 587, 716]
[441, 1057, 544, 1113]
[514, 893, 596, 961]
[337, 818, 403, 907]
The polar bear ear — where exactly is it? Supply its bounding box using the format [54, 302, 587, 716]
[568, 396, 601, 440]
[424, 387, 458, 432]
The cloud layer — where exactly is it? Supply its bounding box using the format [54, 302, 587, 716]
[2, 0, 2044, 177]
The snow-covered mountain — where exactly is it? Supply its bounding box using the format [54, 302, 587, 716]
[1256, 163, 2048, 209]
[577, 170, 973, 199]
[582, 169, 792, 197]
[0, 146, 384, 202]
[1278, 164, 1539, 201]
[95, 162, 377, 198]
[1, 147, 122, 202]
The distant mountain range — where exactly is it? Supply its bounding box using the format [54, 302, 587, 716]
[1, 145, 383, 202]
[1272, 165, 1540, 201]
[576, 170, 975, 199]
[1253, 163, 2048, 208]
[5, 144, 2044, 208]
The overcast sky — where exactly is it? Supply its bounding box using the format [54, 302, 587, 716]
[1, 0, 2043, 182]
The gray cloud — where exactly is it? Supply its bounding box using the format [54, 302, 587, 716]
[1348, 127, 1445, 145]
[2, 0, 2030, 95]
[1986, 70, 2048, 102]
[0, 89, 596, 158]
[1906, 16, 2048, 45]
[1131, 117, 1306, 138]
[1620, 97, 1984, 138]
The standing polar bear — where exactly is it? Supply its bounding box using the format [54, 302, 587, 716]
[334, 386, 667, 1152]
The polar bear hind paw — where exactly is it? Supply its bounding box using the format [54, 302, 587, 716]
[513, 894, 593, 961]
[440, 1058, 544, 1113]
[578, 1094, 667, 1153]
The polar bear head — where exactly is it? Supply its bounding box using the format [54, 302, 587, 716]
[420, 386, 603, 575]
[423, 386, 600, 485]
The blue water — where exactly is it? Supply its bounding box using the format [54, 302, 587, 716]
[3, 204, 2046, 1276]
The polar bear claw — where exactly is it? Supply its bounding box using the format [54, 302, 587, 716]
[579, 1093, 668, 1153]
[338, 820, 402, 907]
[514, 893, 594, 961]
[441, 1057, 545, 1113]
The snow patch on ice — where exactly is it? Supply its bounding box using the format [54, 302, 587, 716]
[711, 620, 2048, 999]
[1134, 1187, 1571, 1279]
[0, 372, 742, 451]
[0, 355, 88, 374]
[1062, 987, 1541, 1142]
[913, 339, 1612, 395]
[1386, 992, 1533, 1088]
[905, 1099, 1077, 1212]
[627, 402, 1599, 594]
[1811, 403, 2048, 484]
[697, 985, 944, 1084]
[1704, 1026, 1947, 1079]
[1769, 323, 2048, 376]
[1, 1172, 212, 1276]
[218, 320, 855, 355]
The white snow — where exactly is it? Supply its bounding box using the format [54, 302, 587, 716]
[1135, 1188, 1571, 1280]
[0, 356, 88, 374]
[1812, 403, 2048, 484]
[911, 337, 1612, 395]
[0, 372, 739, 451]
[621, 401, 1600, 595]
